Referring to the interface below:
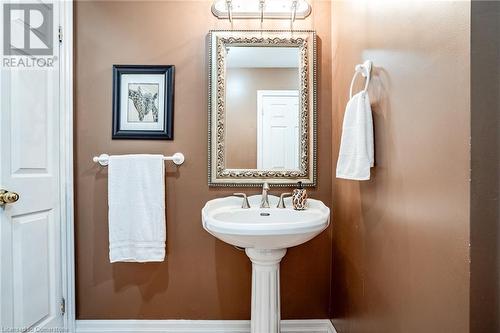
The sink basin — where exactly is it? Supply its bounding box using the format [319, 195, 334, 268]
[202, 195, 330, 249]
[202, 194, 330, 333]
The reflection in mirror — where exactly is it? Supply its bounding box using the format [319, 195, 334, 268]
[225, 46, 300, 170]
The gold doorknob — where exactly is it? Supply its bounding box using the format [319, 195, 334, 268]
[0, 189, 19, 206]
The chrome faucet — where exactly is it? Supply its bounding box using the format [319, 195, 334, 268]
[233, 193, 250, 209]
[276, 192, 292, 208]
[260, 182, 270, 208]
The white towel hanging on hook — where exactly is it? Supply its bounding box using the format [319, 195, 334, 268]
[337, 60, 374, 181]
[349, 60, 372, 99]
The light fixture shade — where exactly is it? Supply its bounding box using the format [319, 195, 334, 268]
[212, 0, 312, 20]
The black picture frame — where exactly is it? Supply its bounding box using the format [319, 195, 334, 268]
[112, 65, 175, 140]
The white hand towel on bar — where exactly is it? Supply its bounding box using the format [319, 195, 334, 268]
[108, 154, 166, 263]
[336, 91, 374, 180]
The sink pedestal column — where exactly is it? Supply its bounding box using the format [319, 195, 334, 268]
[245, 248, 287, 333]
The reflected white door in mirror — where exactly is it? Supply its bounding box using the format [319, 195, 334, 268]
[257, 90, 300, 170]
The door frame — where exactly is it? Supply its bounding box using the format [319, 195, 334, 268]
[58, 2, 75, 332]
[0, 1, 74, 330]
[256, 90, 299, 169]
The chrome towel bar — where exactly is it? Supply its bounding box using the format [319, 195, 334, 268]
[92, 153, 185, 166]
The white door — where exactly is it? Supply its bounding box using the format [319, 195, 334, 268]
[0, 2, 64, 331]
[257, 90, 300, 169]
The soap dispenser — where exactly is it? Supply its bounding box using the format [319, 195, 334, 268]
[292, 181, 307, 210]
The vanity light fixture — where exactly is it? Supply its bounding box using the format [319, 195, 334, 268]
[259, 0, 265, 24]
[227, 0, 233, 22]
[212, 0, 311, 20]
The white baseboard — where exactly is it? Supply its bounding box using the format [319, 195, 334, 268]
[76, 319, 337, 333]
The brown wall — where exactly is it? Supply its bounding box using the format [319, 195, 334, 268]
[226, 68, 299, 168]
[330, 1, 471, 332]
[470, 1, 500, 332]
[74, 0, 332, 319]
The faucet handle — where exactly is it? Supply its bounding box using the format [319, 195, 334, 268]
[233, 193, 250, 209]
[276, 192, 293, 208]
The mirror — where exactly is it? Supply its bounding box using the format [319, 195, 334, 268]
[208, 30, 317, 186]
[226, 46, 300, 170]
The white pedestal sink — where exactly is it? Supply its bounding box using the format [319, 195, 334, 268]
[202, 195, 330, 333]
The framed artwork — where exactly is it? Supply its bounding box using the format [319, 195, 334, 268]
[112, 65, 175, 139]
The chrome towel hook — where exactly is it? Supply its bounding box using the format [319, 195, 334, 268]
[349, 60, 372, 99]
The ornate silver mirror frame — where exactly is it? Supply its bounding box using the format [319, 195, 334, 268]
[208, 30, 317, 187]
